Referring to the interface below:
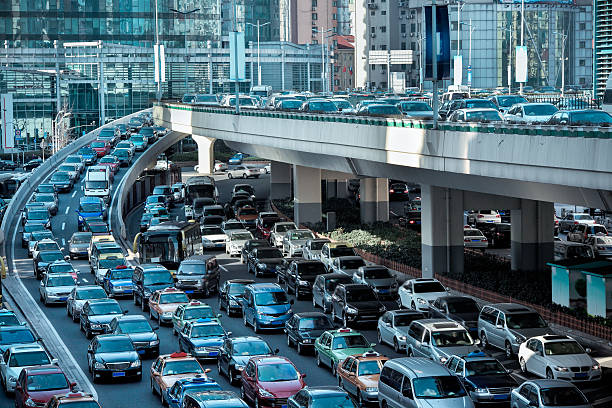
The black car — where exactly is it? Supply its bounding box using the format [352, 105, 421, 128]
[23, 158, 43, 171]
[80, 298, 124, 339]
[33, 250, 67, 279]
[217, 336, 277, 384]
[109, 315, 159, 358]
[112, 149, 131, 166]
[131, 264, 174, 311]
[427, 296, 481, 337]
[331, 284, 386, 328]
[274, 257, 303, 284]
[175, 255, 220, 297]
[241, 239, 270, 265]
[22, 222, 46, 248]
[388, 183, 410, 201]
[218, 279, 254, 316]
[49, 171, 74, 192]
[285, 312, 334, 354]
[284, 260, 327, 300]
[247, 247, 284, 277]
[478, 222, 511, 248]
[87, 334, 142, 382]
[0, 160, 17, 170]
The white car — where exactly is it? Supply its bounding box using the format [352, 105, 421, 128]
[270, 222, 297, 247]
[329, 256, 366, 276]
[227, 165, 260, 179]
[39, 273, 76, 306]
[558, 213, 596, 233]
[214, 161, 228, 172]
[0, 345, 56, 392]
[463, 227, 488, 249]
[518, 335, 601, 382]
[302, 238, 331, 260]
[116, 141, 136, 157]
[66, 285, 108, 322]
[225, 230, 254, 256]
[201, 225, 228, 249]
[398, 278, 449, 311]
[259, 164, 271, 174]
[504, 103, 558, 123]
[467, 210, 501, 225]
[282, 229, 316, 257]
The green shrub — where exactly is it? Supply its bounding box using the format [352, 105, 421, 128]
[169, 151, 198, 162]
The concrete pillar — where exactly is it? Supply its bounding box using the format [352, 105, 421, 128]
[360, 178, 389, 224]
[511, 200, 554, 272]
[293, 165, 321, 226]
[421, 185, 464, 278]
[193, 135, 215, 174]
[270, 161, 292, 199]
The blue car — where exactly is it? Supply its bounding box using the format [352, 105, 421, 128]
[102, 265, 135, 297]
[228, 153, 248, 165]
[76, 197, 107, 231]
[78, 147, 98, 165]
[241, 283, 294, 332]
[129, 134, 148, 151]
[165, 375, 222, 408]
[178, 318, 229, 360]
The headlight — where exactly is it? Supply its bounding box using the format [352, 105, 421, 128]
[94, 362, 105, 369]
[143, 289, 152, 296]
[162, 311, 173, 317]
[150, 340, 160, 346]
[365, 387, 378, 392]
[91, 324, 102, 329]
[298, 280, 309, 286]
[391, 282, 398, 289]
[130, 360, 141, 368]
[417, 298, 427, 305]
[378, 305, 386, 313]
[258, 263, 267, 270]
[235, 364, 245, 371]
[25, 398, 37, 407]
[439, 356, 447, 363]
[346, 307, 358, 315]
[229, 300, 238, 306]
[8, 376, 16, 382]
[514, 335, 525, 344]
[554, 366, 569, 372]
[78, 215, 84, 221]
[398, 336, 406, 341]
[474, 388, 488, 394]
[259, 389, 275, 398]
[302, 338, 311, 343]
[592, 363, 601, 370]
[196, 346, 207, 351]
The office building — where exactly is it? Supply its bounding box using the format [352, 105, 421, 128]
[595, 0, 612, 95]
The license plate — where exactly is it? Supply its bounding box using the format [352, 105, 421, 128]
[112, 372, 125, 377]
[208, 351, 218, 356]
[59, 297, 67, 301]
[493, 395, 509, 400]
[471, 239, 480, 242]
[185, 290, 194, 294]
[215, 243, 224, 247]
[123, 290, 132, 294]
[379, 289, 389, 294]
[575, 373, 587, 378]
[138, 350, 145, 355]
[270, 320, 282, 324]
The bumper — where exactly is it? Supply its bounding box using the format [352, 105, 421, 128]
[87, 325, 111, 336]
[556, 371, 601, 382]
[470, 391, 512, 403]
[109, 287, 133, 297]
[255, 315, 292, 330]
[289, 248, 303, 256]
[360, 390, 379, 403]
[203, 241, 226, 249]
[133, 343, 159, 358]
[192, 348, 221, 360]
[255, 397, 288, 408]
[227, 302, 243, 315]
[345, 313, 381, 324]
[465, 242, 488, 248]
[93, 367, 142, 381]
[45, 294, 69, 303]
[70, 248, 88, 258]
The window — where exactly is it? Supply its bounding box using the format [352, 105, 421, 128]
[381, 45, 387, 50]
[579, 22, 586, 30]
[371, 26, 376, 33]
[411, 23, 416, 32]
[382, 10, 386, 15]
[380, 26, 386, 33]
[401, 24, 406, 33]
[401, 376, 413, 399]
[333, 13, 337, 20]
[401, 42, 406, 50]
[312, 13, 317, 20]
[371, 10, 375, 15]
[371, 45, 376, 50]
[579, 77, 586, 85]
[579, 59, 585, 66]
[312, 0, 317, 6]
[579, 41, 585, 48]
[312, 39, 318, 44]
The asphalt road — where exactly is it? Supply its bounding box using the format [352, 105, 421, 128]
[5, 155, 611, 407]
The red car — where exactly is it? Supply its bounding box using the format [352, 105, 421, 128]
[15, 365, 76, 408]
[240, 356, 306, 408]
[256, 216, 281, 240]
[98, 155, 120, 174]
[90, 140, 110, 157]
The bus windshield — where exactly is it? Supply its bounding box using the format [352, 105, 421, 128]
[143, 235, 180, 264]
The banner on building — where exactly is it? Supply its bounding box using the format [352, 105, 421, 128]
[391, 72, 406, 94]
[515, 46, 528, 83]
[453, 55, 463, 86]
[154, 44, 166, 83]
[424, 5, 451, 80]
[230, 31, 246, 81]
[1, 94, 14, 150]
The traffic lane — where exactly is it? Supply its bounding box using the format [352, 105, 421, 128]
[209, 172, 270, 205]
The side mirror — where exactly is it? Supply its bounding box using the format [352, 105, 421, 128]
[289, 299, 295, 305]
[122, 310, 129, 314]
[70, 381, 77, 390]
[585, 347, 592, 354]
[51, 358, 59, 365]
[152, 326, 159, 331]
[473, 339, 481, 345]
[227, 331, 232, 337]
[217, 314, 222, 319]
[370, 343, 376, 348]
[64, 256, 70, 261]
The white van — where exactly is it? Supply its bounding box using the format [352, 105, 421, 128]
[84, 166, 111, 203]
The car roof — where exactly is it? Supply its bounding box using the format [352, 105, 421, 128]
[9, 344, 46, 353]
[294, 312, 328, 319]
[488, 303, 535, 313]
[408, 278, 440, 283]
[247, 283, 283, 292]
[414, 319, 464, 330]
[385, 357, 451, 377]
[527, 379, 581, 389]
[226, 279, 255, 285]
[337, 256, 363, 261]
[250, 356, 292, 366]
[25, 365, 65, 376]
[230, 336, 266, 344]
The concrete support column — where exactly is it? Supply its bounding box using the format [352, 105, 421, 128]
[293, 165, 322, 226]
[360, 178, 389, 224]
[511, 200, 554, 272]
[193, 135, 215, 174]
[421, 185, 465, 278]
[270, 161, 292, 199]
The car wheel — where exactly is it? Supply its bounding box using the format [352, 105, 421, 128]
[480, 332, 489, 349]
[411, 301, 416, 310]
[158, 314, 162, 327]
[546, 368, 554, 379]
[149, 308, 154, 320]
[407, 348, 414, 357]
[133, 294, 139, 305]
[242, 173, 247, 179]
[394, 338, 400, 353]
[228, 173, 233, 179]
[316, 351, 322, 367]
[243, 313, 249, 328]
[172, 326, 177, 336]
[229, 367, 238, 385]
[160, 387, 166, 406]
[377, 330, 383, 344]
[253, 321, 261, 334]
[505, 341, 514, 359]
[519, 358, 527, 373]
[85, 328, 92, 340]
[151, 378, 157, 395]
[297, 342, 303, 355]
[356, 390, 362, 407]
[141, 299, 147, 312]
[287, 335, 293, 348]
[338, 375, 342, 387]
[217, 359, 223, 376]
[254, 397, 260, 408]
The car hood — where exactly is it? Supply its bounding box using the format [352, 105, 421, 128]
[97, 350, 139, 364]
[27, 387, 72, 404]
[366, 278, 396, 287]
[448, 312, 480, 323]
[545, 353, 594, 368]
[232, 355, 253, 367]
[417, 397, 474, 408]
[190, 337, 224, 348]
[413, 291, 448, 302]
[126, 332, 158, 342]
[298, 328, 328, 340]
[465, 374, 517, 389]
[89, 314, 122, 324]
[45, 285, 74, 294]
[347, 300, 381, 312]
[256, 304, 292, 315]
[358, 374, 379, 388]
[260, 380, 304, 398]
[436, 345, 481, 359]
[0, 342, 38, 354]
[288, 239, 309, 247]
[229, 239, 249, 246]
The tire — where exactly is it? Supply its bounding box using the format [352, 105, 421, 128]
[519, 358, 527, 373]
[316, 352, 322, 367]
[160, 388, 166, 406]
[229, 368, 236, 385]
[505, 341, 514, 359]
[546, 368, 554, 379]
[243, 313, 249, 328]
[377, 330, 383, 344]
[312, 296, 318, 309]
[240, 386, 248, 403]
[217, 359, 223, 376]
[141, 298, 147, 312]
[133, 294, 139, 306]
[85, 328, 92, 340]
[407, 348, 414, 357]
[480, 332, 489, 349]
[149, 308, 154, 320]
[297, 342, 303, 355]
[228, 173, 233, 179]
[287, 335, 293, 347]
[253, 321, 261, 334]
[242, 173, 247, 179]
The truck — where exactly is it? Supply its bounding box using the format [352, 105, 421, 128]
[84, 166, 111, 203]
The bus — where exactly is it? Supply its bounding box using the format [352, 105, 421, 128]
[184, 176, 218, 218]
[133, 220, 203, 273]
[0, 172, 29, 199]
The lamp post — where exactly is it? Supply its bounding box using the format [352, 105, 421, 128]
[170, 7, 200, 94]
[246, 20, 270, 86]
[52, 110, 71, 157]
[520, 0, 525, 95]
[460, 20, 476, 95]
[312, 27, 333, 93]
[501, 26, 513, 94]
[553, 31, 568, 96]
[154, 0, 161, 101]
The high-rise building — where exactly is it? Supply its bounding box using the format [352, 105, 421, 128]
[595, 0, 612, 95]
[333, 35, 355, 90]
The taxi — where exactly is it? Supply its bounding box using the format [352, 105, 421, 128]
[314, 328, 376, 375]
[102, 265, 134, 297]
[336, 351, 388, 406]
[150, 352, 210, 406]
[165, 375, 222, 408]
[172, 301, 221, 336]
[178, 318, 229, 360]
[148, 288, 190, 325]
[43, 392, 101, 407]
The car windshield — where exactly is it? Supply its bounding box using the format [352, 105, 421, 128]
[309, 101, 337, 112]
[281, 100, 303, 109]
[596, 236, 612, 245]
[49, 264, 74, 274]
[26, 372, 68, 392]
[75, 288, 107, 300]
[465, 110, 502, 121]
[28, 210, 48, 220]
[196, 95, 217, 103]
[179, 263, 207, 275]
[330, 247, 356, 257]
[297, 263, 326, 276]
[524, 105, 557, 116]
[97, 338, 134, 353]
[131, 136, 144, 142]
[232, 232, 253, 241]
[332, 335, 369, 350]
[413, 376, 467, 399]
[35, 194, 54, 203]
[574, 214, 593, 221]
[545, 341, 584, 355]
[99, 157, 116, 164]
[31, 232, 53, 241]
[506, 312, 548, 329]
[110, 269, 133, 280]
[413, 282, 446, 293]
[257, 363, 299, 382]
[162, 360, 203, 375]
[339, 259, 366, 269]
[298, 316, 333, 330]
[401, 102, 432, 112]
[119, 320, 152, 334]
[311, 395, 355, 408]
[358, 360, 384, 376]
[465, 360, 507, 376]
[447, 300, 479, 314]
[153, 187, 172, 195]
[79, 148, 95, 156]
[89, 303, 122, 315]
[233, 340, 272, 356]
[58, 165, 75, 172]
[346, 288, 374, 302]
[432, 330, 473, 346]
[203, 227, 224, 235]
[99, 258, 125, 269]
[465, 100, 495, 108]
[228, 283, 248, 296]
[0, 328, 36, 344]
[24, 224, 46, 233]
[88, 224, 109, 233]
[191, 324, 224, 338]
[0, 314, 20, 326]
[9, 351, 50, 367]
[239, 208, 257, 216]
[309, 240, 328, 251]
[276, 224, 296, 232]
[143, 271, 174, 285]
[184, 307, 215, 320]
[37, 242, 59, 251]
[571, 111, 612, 124]
[39, 251, 63, 262]
[363, 268, 391, 279]
[86, 181, 108, 189]
[540, 387, 588, 406]
[254, 291, 289, 306]
[80, 202, 103, 213]
[394, 314, 422, 326]
[204, 208, 224, 217]
[497, 96, 527, 107]
[159, 292, 189, 304]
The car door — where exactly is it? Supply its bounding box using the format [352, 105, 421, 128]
[410, 324, 426, 357]
[486, 309, 503, 348]
[285, 315, 297, 343]
[529, 340, 547, 377]
[420, 327, 433, 359]
[243, 291, 254, 324]
[332, 287, 344, 319]
[429, 298, 445, 319]
[399, 375, 417, 408]
[318, 333, 333, 367]
[399, 281, 413, 308]
[242, 361, 257, 402]
[344, 358, 359, 396]
[219, 339, 231, 375]
[179, 325, 191, 352]
[313, 277, 324, 307]
[15, 370, 26, 407]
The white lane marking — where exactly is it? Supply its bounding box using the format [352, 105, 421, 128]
[219, 265, 229, 273]
[65, 207, 70, 215]
[61, 222, 66, 231]
[82, 278, 88, 283]
[72, 191, 77, 198]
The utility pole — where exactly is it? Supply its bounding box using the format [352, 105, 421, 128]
[232, 0, 240, 114]
[520, 0, 524, 95]
[246, 20, 270, 86]
[170, 7, 200, 94]
[554, 31, 567, 96]
[155, 0, 161, 101]
[432, 0, 439, 129]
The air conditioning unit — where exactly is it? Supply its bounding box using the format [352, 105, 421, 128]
[402, 33, 407, 37]
[371, 33, 376, 38]
[410, 32, 414, 37]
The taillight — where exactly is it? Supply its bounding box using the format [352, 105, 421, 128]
[496, 214, 500, 218]
[477, 215, 484, 218]
[409, 220, 415, 224]
[389, 189, 395, 193]
[464, 238, 470, 242]
[482, 238, 488, 242]
[574, 221, 579, 224]
[404, 190, 409, 193]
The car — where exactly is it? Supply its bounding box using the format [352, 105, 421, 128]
[478, 303, 555, 359]
[132, 264, 174, 311]
[200, 226, 227, 250]
[388, 182, 411, 201]
[336, 352, 388, 405]
[228, 152, 248, 165]
[165, 377, 223, 408]
[116, 140, 136, 156]
[178, 318, 230, 360]
[148, 288, 190, 326]
[31, 193, 58, 216]
[22, 222, 47, 249]
[83, 220, 111, 237]
[79, 298, 124, 339]
[66, 285, 108, 323]
[585, 234, 612, 258]
[405, 319, 481, 363]
[518, 334, 601, 382]
[214, 161, 228, 172]
[36, 183, 57, 196]
[47, 260, 78, 281]
[227, 164, 260, 179]
[78, 147, 98, 165]
[39, 273, 75, 306]
[240, 356, 306, 408]
[31, 238, 61, 261]
[288, 386, 356, 408]
[87, 334, 142, 383]
[129, 134, 148, 151]
[102, 265, 135, 298]
[232, 183, 256, 199]
[226, 230, 255, 257]
[57, 163, 80, 181]
[241, 283, 294, 332]
[467, 209, 501, 225]
[567, 223, 608, 244]
[428, 296, 481, 337]
[255, 214, 281, 240]
[397, 101, 434, 119]
[23, 158, 43, 171]
[236, 206, 258, 230]
[0, 309, 20, 327]
[247, 246, 284, 278]
[201, 204, 226, 223]
[226, 198, 255, 220]
[448, 107, 505, 122]
[510, 379, 591, 408]
[217, 336, 277, 385]
[320, 242, 357, 271]
[0, 159, 18, 170]
[24, 207, 52, 230]
[27, 230, 55, 257]
[109, 314, 160, 358]
[171, 182, 185, 203]
[172, 301, 221, 336]
[377, 310, 426, 353]
[111, 147, 132, 167]
[93, 255, 126, 285]
[352, 266, 399, 299]
[0, 326, 40, 355]
[241, 239, 271, 265]
[174, 255, 220, 297]
[14, 365, 76, 408]
[547, 109, 612, 126]
[282, 229, 316, 257]
[284, 260, 327, 299]
[285, 312, 334, 355]
[269, 222, 297, 247]
[312, 273, 354, 314]
[463, 227, 488, 250]
[68, 231, 92, 259]
[445, 353, 518, 404]
[488, 94, 528, 113]
[90, 140, 111, 157]
[150, 352, 210, 405]
[479, 222, 511, 248]
[218, 279, 254, 317]
[558, 213, 596, 232]
[33, 250, 68, 280]
[44, 391, 101, 407]
[398, 278, 449, 311]
[0, 344, 55, 393]
[140, 213, 153, 231]
[88, 241, 122, 269]
[314, 328, 376, 375]
[301, 238, 330, 261]
[153, 185, 175, 207]
[504, 103, 558, 123]
[331, 283, 386, 327]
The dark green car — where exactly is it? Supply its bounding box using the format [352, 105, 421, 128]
[314, 328, 376, 375]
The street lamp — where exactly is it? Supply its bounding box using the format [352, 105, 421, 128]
[170, 7, 200, 93]
[51, 110, 71, 159]
[553, 31, 568, 96]
[312, 27, 333, 93]
[500, 26, 514, 94]
[460, 20, 476, 95]
[246, 20, 270, 86]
